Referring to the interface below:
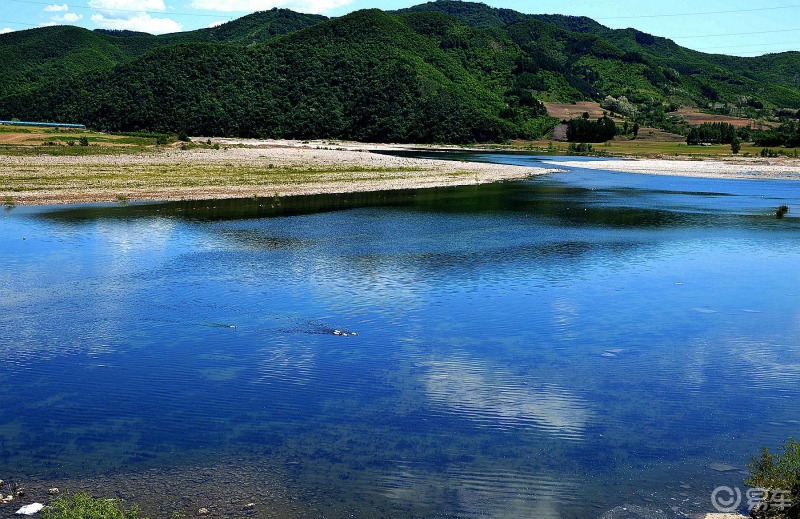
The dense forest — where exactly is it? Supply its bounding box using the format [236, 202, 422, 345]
[1, 1, 799, 143]
[566, 115, 617, 143]
[685, 122, 737, 145]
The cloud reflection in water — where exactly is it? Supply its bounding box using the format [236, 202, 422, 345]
[421, 354, 592, 440]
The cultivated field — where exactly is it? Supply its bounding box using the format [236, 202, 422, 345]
[0, 125, 156, 147]
[674, 107, 775, 129]
[543, 101, 611, 121]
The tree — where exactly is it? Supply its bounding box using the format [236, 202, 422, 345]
[79, 136, 89, 146]
[686, 122, 736, 145]
[566, 115, 616, 142]
[632, 123, 639, 139]
[731, 136, 741, 154]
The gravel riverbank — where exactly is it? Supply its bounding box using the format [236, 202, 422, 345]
[4, 139, 799, 206]
[548, 157, 800, 180]
[0, 144, 554, 206]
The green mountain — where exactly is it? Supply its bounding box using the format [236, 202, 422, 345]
[2, 10, 534, 142]
[400, 1, 800, 109]
[1, 1, 798, 143]
[0, 9, 326, 99]
[0, 25, 126, 99]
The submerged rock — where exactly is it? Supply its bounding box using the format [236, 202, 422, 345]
[599, 504, 670, 519]
[708, 462, 738, 472]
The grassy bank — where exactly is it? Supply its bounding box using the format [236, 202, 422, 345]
[504, 138, 799, 159]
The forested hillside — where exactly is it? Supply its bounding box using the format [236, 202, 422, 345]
[1, 10, 539, 142]
[401, 1, 800, 109]
[0, 9, 326, 99]
[1, 0, 798, 143]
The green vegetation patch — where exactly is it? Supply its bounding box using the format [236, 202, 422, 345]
[746, 437, 800, 518]
[42, 491, 147, 519]
[0, 144, 151, 156]
[0, 125, 32, 133]
[0, 160, 427, 195]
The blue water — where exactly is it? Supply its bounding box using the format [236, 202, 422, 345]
[1, 157, 799, 518]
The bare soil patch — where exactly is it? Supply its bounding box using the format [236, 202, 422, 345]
[675, 107, 774, 129]
[544, 101, 609, 121]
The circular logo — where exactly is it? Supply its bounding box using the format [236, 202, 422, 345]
[711, 486, 742, 513]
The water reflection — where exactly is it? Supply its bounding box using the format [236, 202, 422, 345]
[379, 464, 576, 519]
[421, 354, 592, 440]
[257, 340, 317, 385]
[2, 159, 800, 518]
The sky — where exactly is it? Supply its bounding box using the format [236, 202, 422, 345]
[1, 0, 799, 57]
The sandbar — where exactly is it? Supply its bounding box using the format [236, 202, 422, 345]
[548, 157, 800, 180]
[0, 143, 554, 205]
[5, 139, 800, 206]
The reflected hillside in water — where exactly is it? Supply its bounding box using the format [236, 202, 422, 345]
[37, 163, 799, 231]
[27, 183, 724, 230]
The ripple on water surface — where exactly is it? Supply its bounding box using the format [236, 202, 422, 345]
[377, 463, 577, 518]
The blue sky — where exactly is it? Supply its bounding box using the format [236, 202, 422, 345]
[1, 0, 799, 57]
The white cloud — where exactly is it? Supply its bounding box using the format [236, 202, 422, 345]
[43, 4, 84, 24]
[88, 0, 166, 12]
[87, 0, 177, 35]
[0, 28, 15, 34]
[91, 12, 182, 34]
[52, 12, 84, 23]
[89, 0, 183, 34]
[92, 13, 183, 34]
[190, 0, 352, 14]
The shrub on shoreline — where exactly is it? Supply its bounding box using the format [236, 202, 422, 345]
[42, 492, 147, 519]
[746, 437, 800, 518]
